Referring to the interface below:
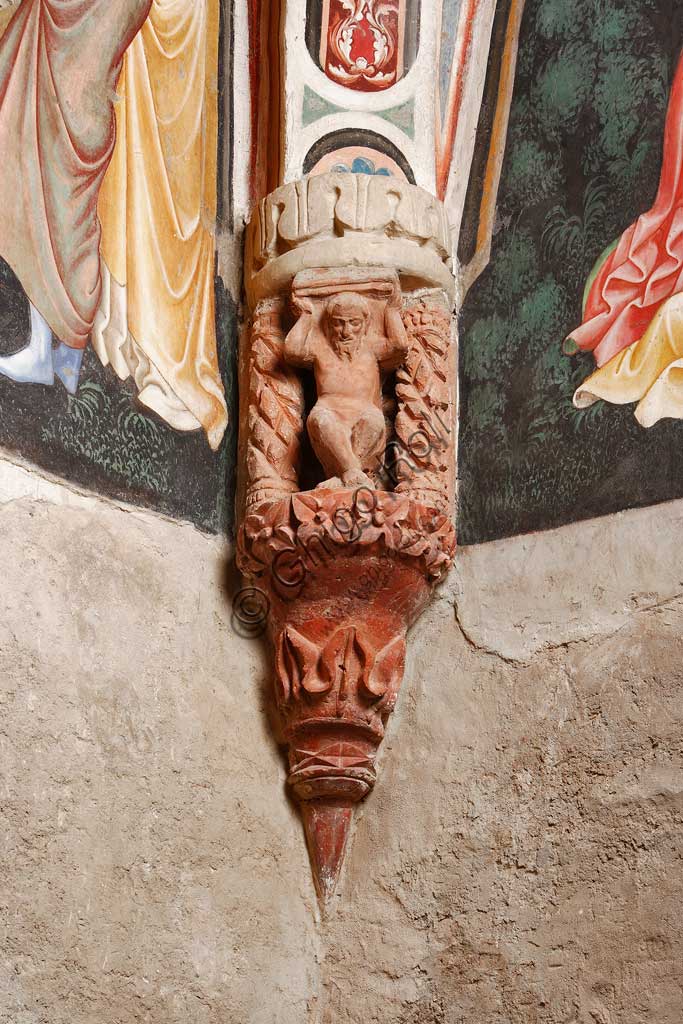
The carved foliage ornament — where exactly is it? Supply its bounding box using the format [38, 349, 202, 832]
[238, 488, 455, 592]
[245, 173, 454, 307]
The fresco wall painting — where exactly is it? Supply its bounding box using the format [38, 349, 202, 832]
[4, 0, 683, 909]
[2, 0, 682, 551]
[458, 0, 683, 544]
[570, 54, 683, 431]
[0, 0, 506, 539]
[0, 0, 237, 531]
[315, 0, 416, 91]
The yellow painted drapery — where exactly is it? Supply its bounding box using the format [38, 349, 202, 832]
[574, 292, 683, 427]
[95, 0, 228, 450]
[0, 3, 20, 41]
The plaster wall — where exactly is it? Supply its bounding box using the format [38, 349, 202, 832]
[1, 454, 681, 1024]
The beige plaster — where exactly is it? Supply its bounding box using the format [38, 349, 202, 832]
[2, 457, 682, 1023]
[453, 499, 683, 661]
[0, 457, 321, 1024]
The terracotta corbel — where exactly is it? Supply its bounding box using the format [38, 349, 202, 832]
[237, 173, 457, 903]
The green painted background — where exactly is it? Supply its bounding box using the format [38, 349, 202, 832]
[0, 264, 237, 534]
[458, 0, 683, 544]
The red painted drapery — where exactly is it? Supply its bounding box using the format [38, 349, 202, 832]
[571, 52, 683, 367]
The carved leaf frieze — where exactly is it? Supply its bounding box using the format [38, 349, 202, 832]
[238, 489, 456, 591]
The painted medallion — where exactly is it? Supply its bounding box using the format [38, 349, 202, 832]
[307, 0, 419, 92]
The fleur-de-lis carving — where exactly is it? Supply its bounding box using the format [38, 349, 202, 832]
[276, 625, 328, 699]
[275, 624, 406, 706]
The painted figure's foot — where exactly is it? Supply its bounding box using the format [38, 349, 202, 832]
[0, 302, 54, 385]
[341, 469, 374, 489]
[53, 343, 84, 395]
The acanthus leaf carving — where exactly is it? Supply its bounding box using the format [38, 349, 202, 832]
[362, 633, 405, 700]
[285, 625, 333, 696]
[245, 174, 455, 308]
[237, 489, 456, 587]
[275, 623, 407, 717]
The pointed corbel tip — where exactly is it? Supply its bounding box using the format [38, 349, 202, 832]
[301, 800, 354, 906]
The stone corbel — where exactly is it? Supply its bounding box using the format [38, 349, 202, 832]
[237, 172, 457, 903]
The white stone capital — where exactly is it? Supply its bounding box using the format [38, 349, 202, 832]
[245, 172, 456, 308]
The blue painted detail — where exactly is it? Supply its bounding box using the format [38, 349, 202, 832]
[53, 342, 84, 395]
[331, 157, 392, 176]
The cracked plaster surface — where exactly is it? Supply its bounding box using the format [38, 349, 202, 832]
[1, 455, 681, 1023]
[451, 500, 683, 662]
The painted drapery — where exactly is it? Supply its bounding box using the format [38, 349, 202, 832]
[95, 0, 227, 449]
[571, 51, 683, 426]
[0, 0, 151, 348]
[574, 292, 683, 426]
[0, 0, 227, 449]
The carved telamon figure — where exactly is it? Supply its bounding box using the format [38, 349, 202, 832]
[284, 270, 409, 489]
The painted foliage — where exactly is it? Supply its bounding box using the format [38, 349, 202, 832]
[0, 0, 237, 531]
[459, 0, 683, 544]
[307, 0, 420, 91]
[0, 263, 236, 531]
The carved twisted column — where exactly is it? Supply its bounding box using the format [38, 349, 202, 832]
[238, 172, 457, 902]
